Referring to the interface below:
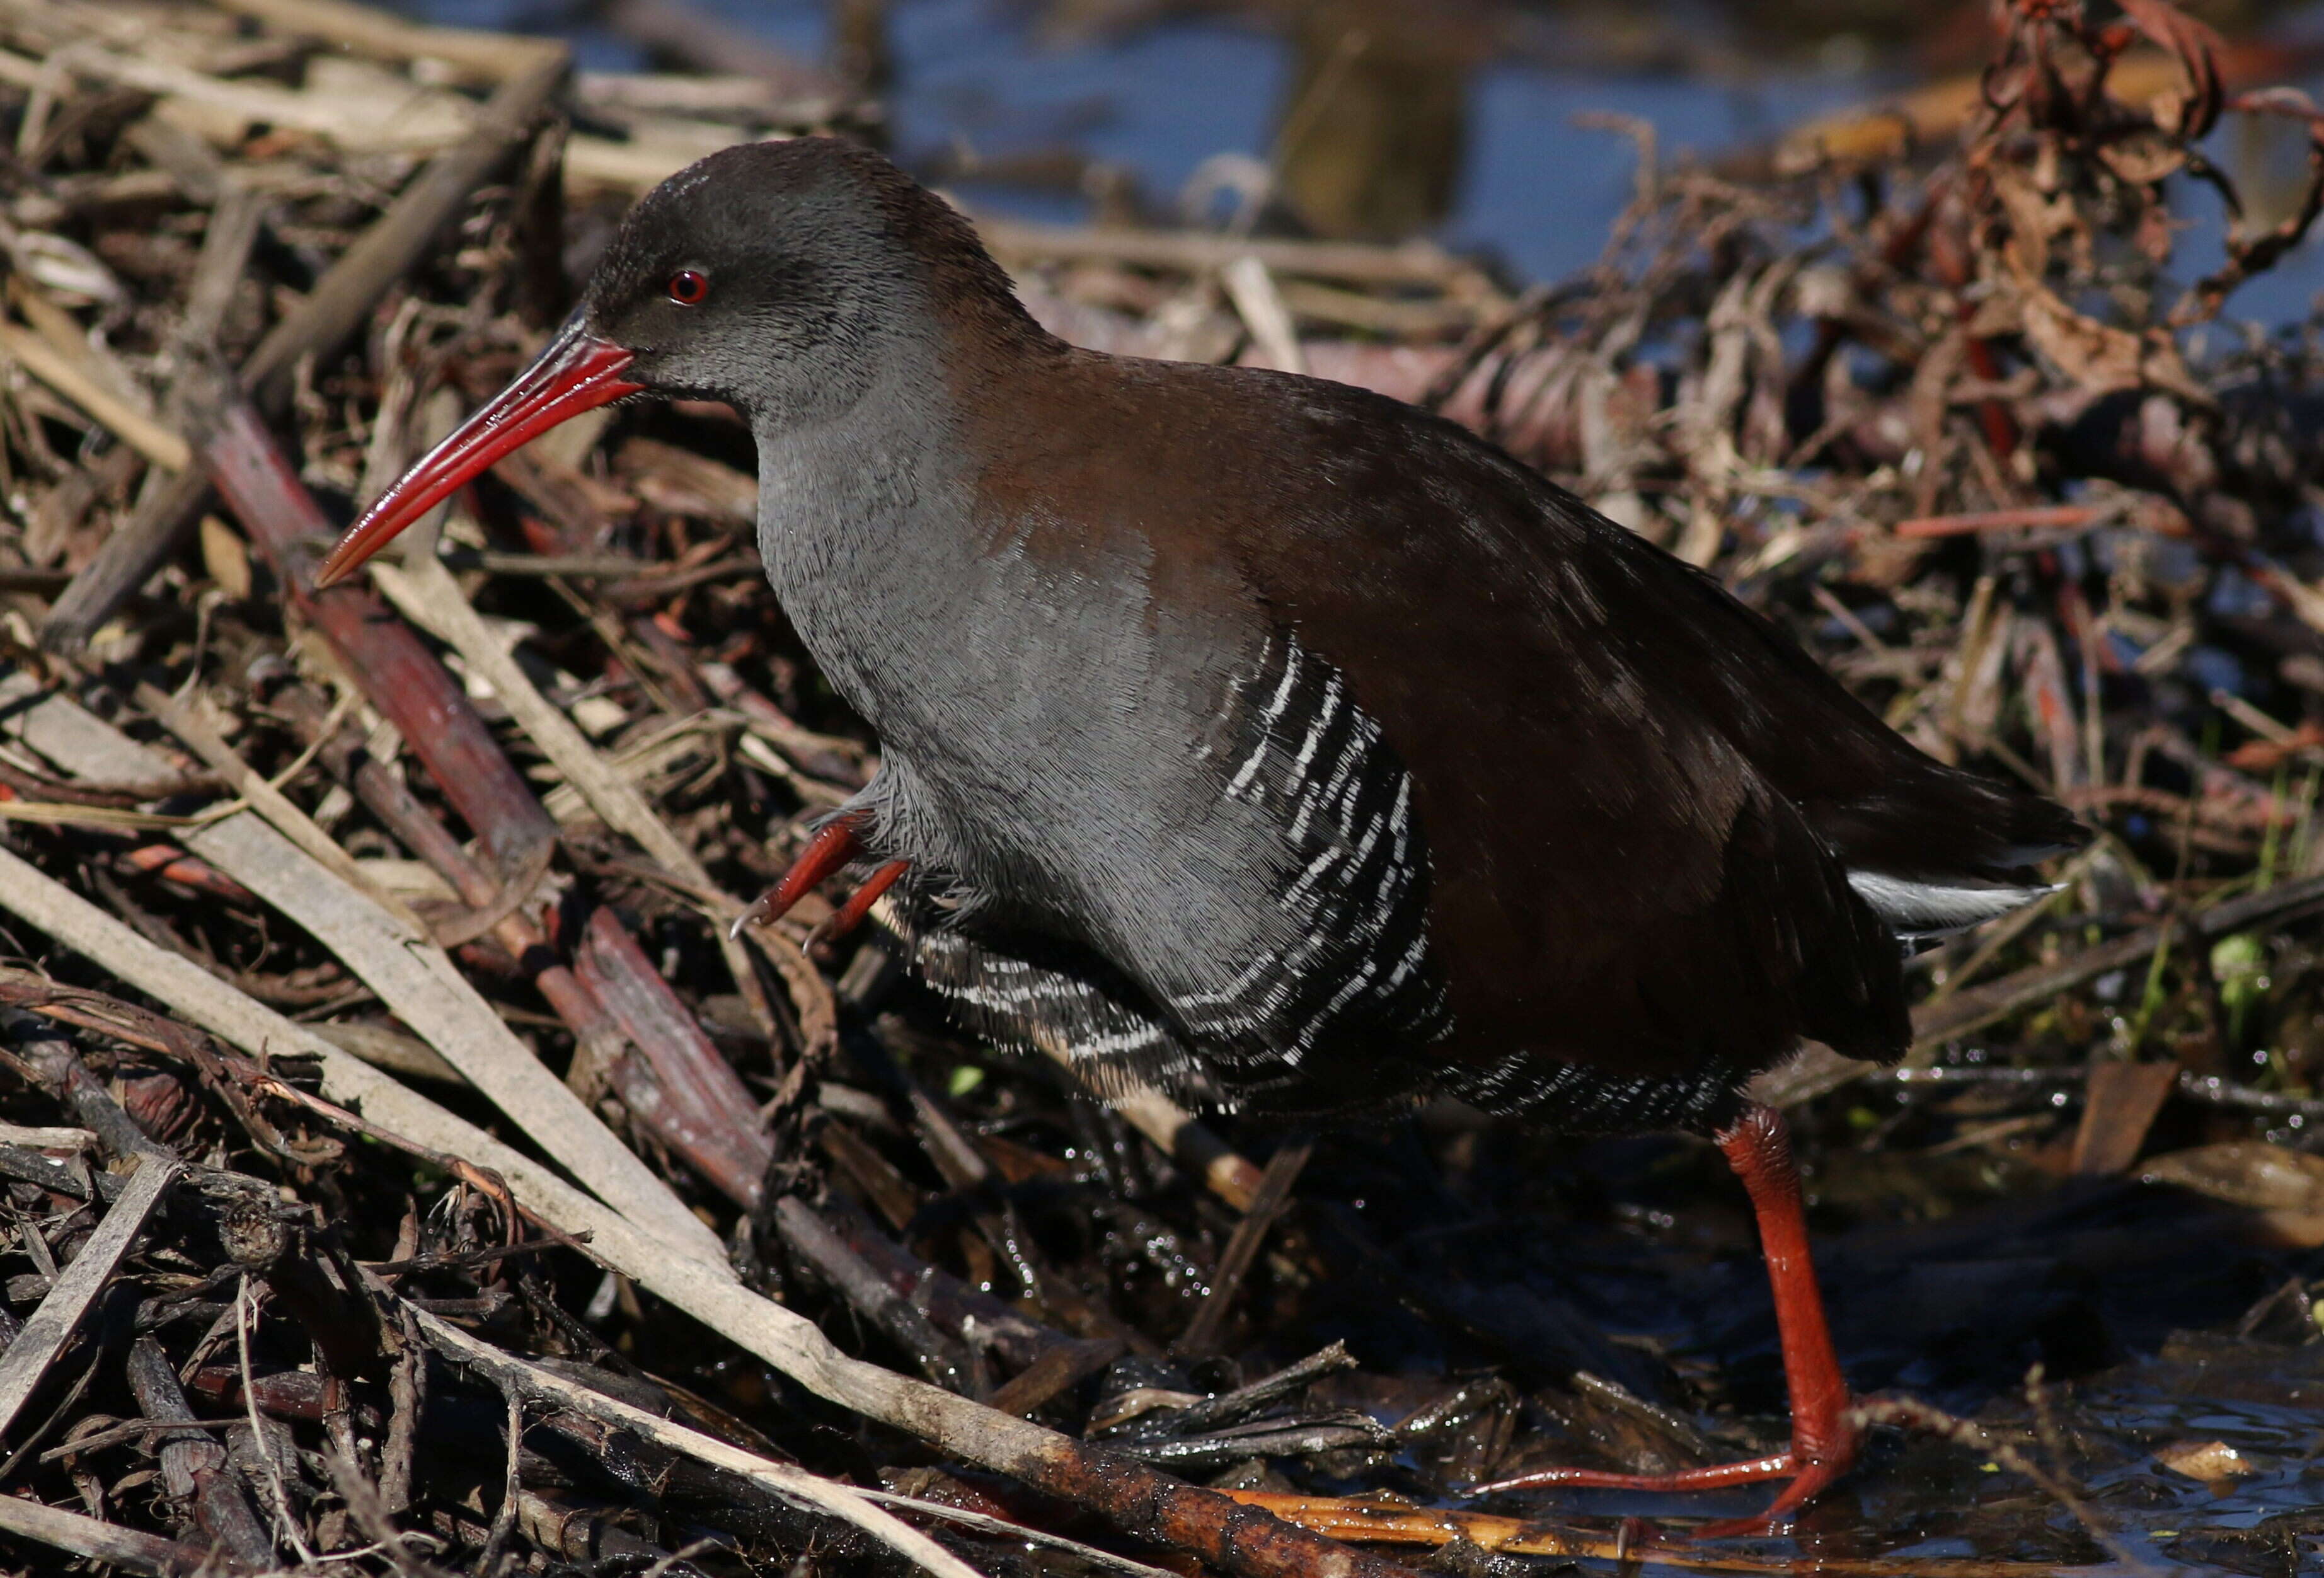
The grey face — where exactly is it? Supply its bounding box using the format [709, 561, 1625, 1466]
[313, 136, 964, 591]
[580, 140, 923, 425]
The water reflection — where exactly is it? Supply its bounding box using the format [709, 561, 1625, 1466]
[1268, 0, 1485, 240]
[410, 0, 2324, 313]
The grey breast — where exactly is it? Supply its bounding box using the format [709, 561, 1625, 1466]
[749, 368, 1452, 1113]
[899, 608, 1456, 1116]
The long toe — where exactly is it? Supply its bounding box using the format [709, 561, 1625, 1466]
[1471, 1453, 1797, 1497]
[1470, 1405, 1863, 1540]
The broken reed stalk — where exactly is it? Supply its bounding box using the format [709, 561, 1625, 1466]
[0, 675, 726, 1265]
[0, 841, 1423, 1578]
[194, 382, 559, 876]
[125, 1334, 275, 1570]
[0, 1155, 179, 1444]
[40, 42, 570, 655]
[0, 1491, 216, 1578]
[193, 381, 783, 1207]
[411, 1310, 985, 1578]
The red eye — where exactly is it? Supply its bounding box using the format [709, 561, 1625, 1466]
[667, 269, 709, 305]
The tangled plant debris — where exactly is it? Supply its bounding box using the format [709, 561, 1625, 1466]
[0, 0, 2316, 1574]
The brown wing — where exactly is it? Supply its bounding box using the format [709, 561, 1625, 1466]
[1107, 362, 1930, 1085]
[970, 348, 2077, 1113]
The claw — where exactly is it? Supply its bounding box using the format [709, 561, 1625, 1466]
[731, 814, 866, 938]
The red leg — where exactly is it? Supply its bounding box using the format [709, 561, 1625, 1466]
[818, 858, 909, 943]
[1471, 1103, 1858, 1533]
[730, 814, 865, 937]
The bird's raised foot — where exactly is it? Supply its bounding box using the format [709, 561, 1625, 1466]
[812, 858, 909, 945]
[732, 812, 868, 938]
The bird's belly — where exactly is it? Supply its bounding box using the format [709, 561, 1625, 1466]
[763, 498, 1454, 1103]
[859, 642, 1458, 1122]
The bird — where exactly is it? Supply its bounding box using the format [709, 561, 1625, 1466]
[318, 136, 2085, 1531]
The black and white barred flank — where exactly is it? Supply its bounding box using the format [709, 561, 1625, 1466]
[908, 631, 1454, 1116]
[1186, 633, 1451, 1062]
[1437, 1054, 1752, 1136]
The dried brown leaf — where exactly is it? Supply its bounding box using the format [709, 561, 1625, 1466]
[2141, 1141, 2324, 1212]
[2112, 0, 2226, 137]
[2018, 285, 2210, 404]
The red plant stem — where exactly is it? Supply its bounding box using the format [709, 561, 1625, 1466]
[1923, 211, 2022, 461]
[1894, 504, 2101, 538]
[198, 383, 775, 1197]
[572, 906, 772, 1207]
[198, 393, 558, 876]
[119, 844, 257, 903]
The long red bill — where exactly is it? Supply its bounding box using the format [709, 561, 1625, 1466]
[313, 324, 643, 589]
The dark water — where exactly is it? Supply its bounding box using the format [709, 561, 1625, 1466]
[420, 0, 2324, 324]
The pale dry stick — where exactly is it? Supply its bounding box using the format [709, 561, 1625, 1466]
[0, 675, 727, 1266]
[973, 215, 1492, 294]
[0, 686, 343, 838]
[34, 1418, 248, 1460]
[11, 278, 154, 418]
[0, 1121, 91, 1149]
[1221, 256, 1307, 375]
[0, 800, 209, 829]
[475, 1389, 524, 1575]
[237, 1276, 317, 1565]
[0, 846, 1416, 1578]
[209, 0, 566, 84]
[563, 127, 759, 197]
[414, 1309, 989, 1578]
[1042, 1050, 1263, 1211]
[853, 1491, 1182, 1578]
[0, 1154, 177, 1443]
[0, 1486, 214, 1576]
[40, 45, 475, 153]
[0, 321, 191, 470]
[367, 555, 779, 1039]
[135, 681, 430, 935]
[8, 41, 62, 158]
